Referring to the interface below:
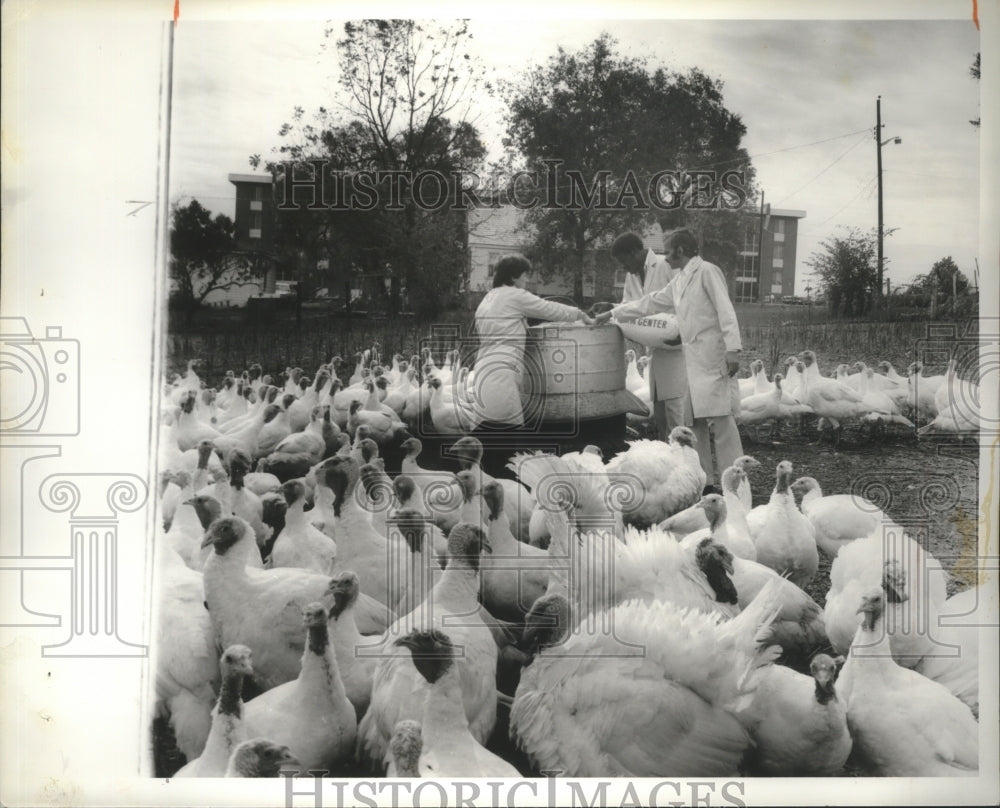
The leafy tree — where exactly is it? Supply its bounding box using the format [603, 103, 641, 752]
[805, 226, 890, 317]
[169, 199, 252, 320]
[502, 34, 756, 299]
[252, 20, 490, 317]
[912, 256, 970, 296]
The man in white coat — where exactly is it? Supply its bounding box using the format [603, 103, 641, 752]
[607, 232, 688, 440]
[596, 229, 744, 482]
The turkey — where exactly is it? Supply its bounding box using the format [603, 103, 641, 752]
[450, 436, 536, 544]
[153, 539, 220, 763]
[794, 355, 868, 447]
[856, 365, 915, 434]
[268, 479, 337, 574]
[746, 461, 818, 588]
[242, 602, 357, 775]
[841, 588, 978, 776]
[201, 516, 393, 692]
[735, 373, 813, 441]
[478, 481, 550, 622]
[224, 739, 300, 778]
[356, 524, 499, 772]
[790, 476, 886, 557]
[740, 654, 851, 776]
[509, 582, 784, 777]
[174, 645, 253, 777]
[604, 426, 706, 528]
[391, 629, 521, 777]
[676, 491, 757, 562]
[823, 528, 949, 659]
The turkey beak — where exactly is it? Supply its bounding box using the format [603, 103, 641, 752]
[481, 537, 493, 554]
[200, 532, 216, 549]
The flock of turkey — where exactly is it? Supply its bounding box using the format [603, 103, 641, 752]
[153, 347, 983, 779]
[624, 348, 982, 444]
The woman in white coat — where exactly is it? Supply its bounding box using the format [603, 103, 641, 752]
[470, 254, 593, 475]
[597, 229, 744, 484]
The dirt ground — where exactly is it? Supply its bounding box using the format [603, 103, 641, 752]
[731, 418, 981, 604]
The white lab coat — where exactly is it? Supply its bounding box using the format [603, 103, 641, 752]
[612, 256, 742, 418]
[621, 250, 687, 402]
[472, 286, 582, 426]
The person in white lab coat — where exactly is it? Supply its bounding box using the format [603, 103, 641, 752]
[596, 229, 744, 483]
[607, 232, 689, 440]
[471, 254, 594, 431]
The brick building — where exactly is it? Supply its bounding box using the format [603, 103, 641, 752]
[733, 208, 806, 302]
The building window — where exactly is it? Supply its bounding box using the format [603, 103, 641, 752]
[773, 243, 784, 261]
[254, 185, 264, 202]
[773, 270, 783, 285]
[773, 218, 785, 234]
[250, 200, 263, 211]
[252, 213, 262, 230]
[487, 251, 502, 277]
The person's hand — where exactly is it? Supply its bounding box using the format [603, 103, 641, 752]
[593, 310, 614, 326]
[725, 350, 741, 377]
[577, 309, 596, 326]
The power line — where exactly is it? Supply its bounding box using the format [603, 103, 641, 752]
[172, 127, 876, 204]
[773, 133, 869, 206]
[799, 173, 878, 233]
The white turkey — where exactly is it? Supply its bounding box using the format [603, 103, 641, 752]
[509, 582, 784, 777]
[823, 527, 949, 659]
[789, 476, 886, 557]
[201, 516, 393, 692]
[356, 523, 499, 772]
[242, 602, 356, 775]
[173, 644, 253, 777]
[604, 426, 706, 528]
[740, 654, 851, 776]
[224, 739, 300, 778]
[841, 588, 978, 776]
[391, 629, 521, 777]
[745, 460, 818, 588]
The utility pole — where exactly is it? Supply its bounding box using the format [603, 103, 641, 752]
[874, 96, 901, 319]
[758, 191, 768, 302]
[875, 96, 884, 317]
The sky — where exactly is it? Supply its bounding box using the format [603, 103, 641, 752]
[170, 15, 982, 294]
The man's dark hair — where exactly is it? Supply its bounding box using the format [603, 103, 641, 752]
[667, 228, 700, 257]
[610, 232, 645, 259]
[492, 254, 532, 288]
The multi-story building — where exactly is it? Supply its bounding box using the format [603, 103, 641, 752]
[229, 173, 275, 250]
[733, 208, 806, 303]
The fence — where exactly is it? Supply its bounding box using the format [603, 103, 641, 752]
[166, 315, 478, 380]
[166, 316, 976, 383]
